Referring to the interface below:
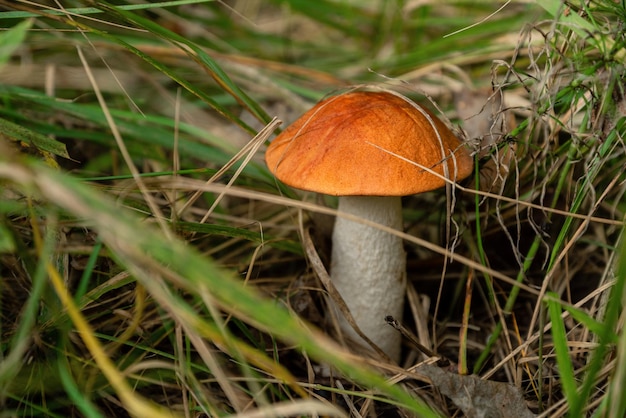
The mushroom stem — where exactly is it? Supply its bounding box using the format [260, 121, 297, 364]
[330, 195, 406, 362]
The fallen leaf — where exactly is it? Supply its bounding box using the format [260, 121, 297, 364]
[416, 364, 535, 418]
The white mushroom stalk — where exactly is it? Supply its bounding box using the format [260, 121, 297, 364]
[331, 196, 405, 361]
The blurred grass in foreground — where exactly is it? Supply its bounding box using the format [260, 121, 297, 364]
[1, 0, 625, 417]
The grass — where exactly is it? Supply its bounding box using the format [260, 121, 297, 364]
[0, 0, 625, 417]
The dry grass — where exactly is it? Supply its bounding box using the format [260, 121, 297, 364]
[0, 1, 625, 417]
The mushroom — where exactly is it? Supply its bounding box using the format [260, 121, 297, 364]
[265, 90, 473, 362]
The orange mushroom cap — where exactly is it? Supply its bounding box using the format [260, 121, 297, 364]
[265, 91, 473, 196]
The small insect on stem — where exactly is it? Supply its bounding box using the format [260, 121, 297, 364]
[385, 315, 451, 367]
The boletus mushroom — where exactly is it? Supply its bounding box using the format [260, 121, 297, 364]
[265, 90, 473, 362]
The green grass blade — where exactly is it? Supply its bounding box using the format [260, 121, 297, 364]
[545, 291, 578, 410]
[537, 0, 625, 62]
[0, 117, 70, 160]
[0, 154, 440, 417]
[57, 358, 105, 418]
[560, 304, 618, 344]
[574, 229, 626, 415]
[0, 215, 57, 393]
[0, 0, 214, 19]
[0, 18, 32, 65]
[86, 0, 271, 128]
[24, 5, 256, 135]
[605, 238, 626, 416]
